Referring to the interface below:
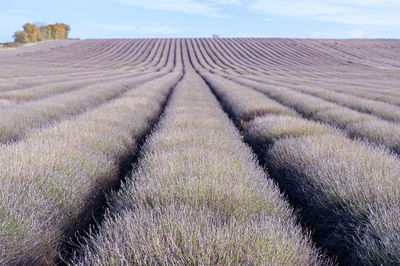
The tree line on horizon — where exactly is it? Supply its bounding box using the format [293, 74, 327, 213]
[14, 23, 71, 43]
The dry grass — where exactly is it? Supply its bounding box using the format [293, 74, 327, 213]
[0, 72, 182, 264]
[71, 72, 328, 265]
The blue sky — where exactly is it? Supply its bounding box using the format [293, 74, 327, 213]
[1, 0, 400, 42]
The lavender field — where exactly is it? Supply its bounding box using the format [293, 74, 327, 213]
[1, 38, 400, 265]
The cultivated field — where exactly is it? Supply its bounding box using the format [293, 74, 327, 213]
[1, 38, 400, 265]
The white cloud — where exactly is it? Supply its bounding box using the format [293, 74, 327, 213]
[250, 0, 400, 26]
[112, 0, 236, 17]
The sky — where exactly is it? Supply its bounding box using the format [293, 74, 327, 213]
[1, 0, 400, 42]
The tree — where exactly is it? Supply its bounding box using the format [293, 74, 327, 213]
[64, 24, 71, 39]
[14, 31, 29, 43]
[49, 23, 70, 40]
[39, 25, 52, 40]
[22, 23, 42, 42]
[14, 23, 71, 43]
